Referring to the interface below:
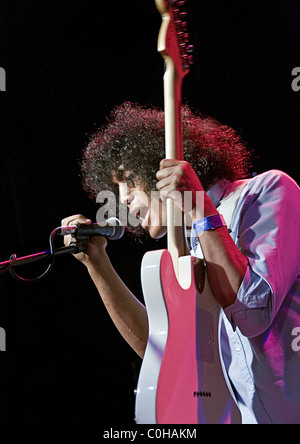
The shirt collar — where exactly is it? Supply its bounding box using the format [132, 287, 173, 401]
[206, 178, 230, 208]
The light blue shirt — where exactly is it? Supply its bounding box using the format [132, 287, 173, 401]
[188, 170, 300, 424]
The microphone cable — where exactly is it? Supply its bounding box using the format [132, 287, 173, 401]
[0, 220, 123, 283]
[7, 228, 62, 283]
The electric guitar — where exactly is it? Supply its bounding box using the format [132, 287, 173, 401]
[135, 0, 241, 424]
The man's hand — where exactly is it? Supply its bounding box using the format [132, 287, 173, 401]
[156, 159, 206, 220]
[61, 214, 107, 267]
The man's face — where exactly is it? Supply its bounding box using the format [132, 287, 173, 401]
[112, 169, 167, 239]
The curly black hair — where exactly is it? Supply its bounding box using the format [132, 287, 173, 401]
[80, 102, 252, 229]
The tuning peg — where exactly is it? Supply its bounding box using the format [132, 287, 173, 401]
[187, 45, 194, 65]
[183, 33, 189, 43]
[181, 53, 189, 62]
[177, 31, 184, 41]
[181, 21, 187, 31]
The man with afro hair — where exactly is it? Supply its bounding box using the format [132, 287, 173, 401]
[62, 102, 300, 424]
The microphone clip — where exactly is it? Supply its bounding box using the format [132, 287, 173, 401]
[69, 239, 88, 253]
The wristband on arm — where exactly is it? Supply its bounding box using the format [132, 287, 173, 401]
[193, 214, 227, 236]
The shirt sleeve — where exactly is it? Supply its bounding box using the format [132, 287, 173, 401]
[223, 170, 300, 337]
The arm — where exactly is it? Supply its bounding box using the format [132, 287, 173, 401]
[224, 170, 300, 336]
[156, 159, 248, 309]
[62, 215, 148, 358]
[196, 197, 248, 308]
[157, 163, 300, 337]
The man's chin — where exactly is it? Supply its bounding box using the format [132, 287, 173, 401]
[148, 225, 167, 240]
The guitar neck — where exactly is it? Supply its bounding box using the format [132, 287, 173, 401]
[163, 63, 188, 271]
[164, 64, 184, 160]
[156, 0, 192, 273]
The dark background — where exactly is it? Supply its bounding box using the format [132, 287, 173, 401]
[0, 0, 299, 425]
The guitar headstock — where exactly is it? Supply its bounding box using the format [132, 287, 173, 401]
[155, 0, 193, 79]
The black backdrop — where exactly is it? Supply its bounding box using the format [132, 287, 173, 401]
[0, 0, 299, 425]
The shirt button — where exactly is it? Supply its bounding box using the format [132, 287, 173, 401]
[235, 345, 242, 352]
[249, 383, 255, 392]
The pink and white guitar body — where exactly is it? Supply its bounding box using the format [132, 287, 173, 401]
[135, 249, 241, 424]
[135, 0, 241, 424]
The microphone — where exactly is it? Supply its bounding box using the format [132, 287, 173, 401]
[58, 217, 125, 241]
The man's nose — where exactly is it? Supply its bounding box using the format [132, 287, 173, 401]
[119, 183, 133, 206]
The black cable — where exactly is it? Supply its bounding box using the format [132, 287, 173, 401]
[9, 229, 58, 283]
[0, 254, 17, 274]
[0, 227, 89, 283]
